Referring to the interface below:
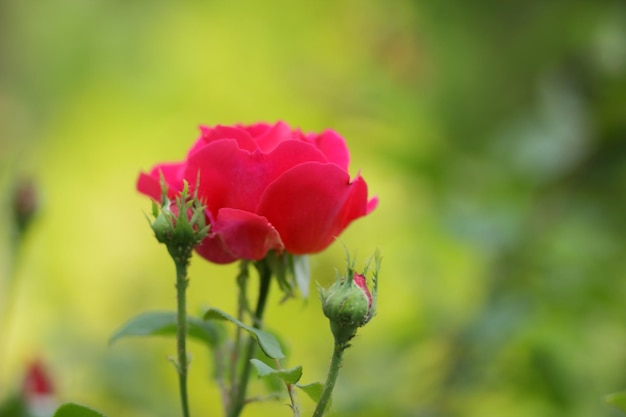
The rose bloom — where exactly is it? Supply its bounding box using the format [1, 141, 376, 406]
[138, 121, 377, 264]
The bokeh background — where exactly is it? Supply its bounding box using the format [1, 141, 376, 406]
[2, 1, 626, 416]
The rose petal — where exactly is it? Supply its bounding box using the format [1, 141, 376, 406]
[185, 139, 328, 216]
[242, 122, 272, 137]
[313, 130, 350, 170]
[195, 208, 284, 263]
[367, 195, 379, 214]
[332, 174, 377, 235]
[268, 138, 328, 170]
[254, 121, 294, 153]
[195, 233, 238, 264]
[190, 125, 257, 156]
[185, 140, 255, 214]
[137, 172, 162, 201]
[137, 162, 186, 200]
[257, 162, 374, 254]
[353, 272, 372, 307]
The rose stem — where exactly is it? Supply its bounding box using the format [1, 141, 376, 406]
[274, 358, 300, 417]
[175, 259, 191, 417]
[312, 343, 347, 417]
[229, 260, 250, 403]
[228, 261, 272, 417]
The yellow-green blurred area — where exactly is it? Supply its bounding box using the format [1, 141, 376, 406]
[2, 0, 626, 416]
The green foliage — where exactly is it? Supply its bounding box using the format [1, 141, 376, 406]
[109, 311, 223, 348]
[53, 403, 106, 417]
[265, 252, 311, 300]
[0, 395, 26, 417]
[204, 307, 285, 359]
[295, 382, 325, 404]
[249, 359, 302, 385]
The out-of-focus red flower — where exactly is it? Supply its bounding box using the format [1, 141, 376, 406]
[138, 121, 377, 264]
[22, 360, 56, 417]
[22, 360, 54, 398]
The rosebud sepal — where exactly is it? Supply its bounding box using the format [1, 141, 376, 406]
[148, 178, 209, 266]
[319, 249, 380, 347]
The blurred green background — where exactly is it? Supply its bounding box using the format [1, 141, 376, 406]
[2, 1, 626, 416]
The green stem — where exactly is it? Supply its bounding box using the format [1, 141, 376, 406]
[312, 344, 346, 417]
[228, 262, 272, 417]
[287, 382, 300, 417]
[275, 359, 300, 417]
[175, 260, 191, 417]
[230, 261, 250, 397]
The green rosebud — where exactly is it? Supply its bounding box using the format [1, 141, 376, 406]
[320, 249, 380, 347]
[149, 179, 209, 265]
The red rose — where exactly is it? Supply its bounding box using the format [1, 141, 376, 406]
[138, 121, 377, 264]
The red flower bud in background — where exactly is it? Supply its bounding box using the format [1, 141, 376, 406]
[23, 360, 54, 398]
[138, 122, 377, 264]
[22, 360, 56, 417]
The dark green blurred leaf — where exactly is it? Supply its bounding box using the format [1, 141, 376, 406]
[204, 307, 285, 359]
[250, 359, 302, 384]
[109, 310, 222, 348]
[0, 394, 26, 417]
[53, 403, 106, 417]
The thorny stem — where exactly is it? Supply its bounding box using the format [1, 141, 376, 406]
[175, 260, 191, 417]
[227, 261, 272, 417]
[229, 260, 250, 407]
[312, 344, 347, 417]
